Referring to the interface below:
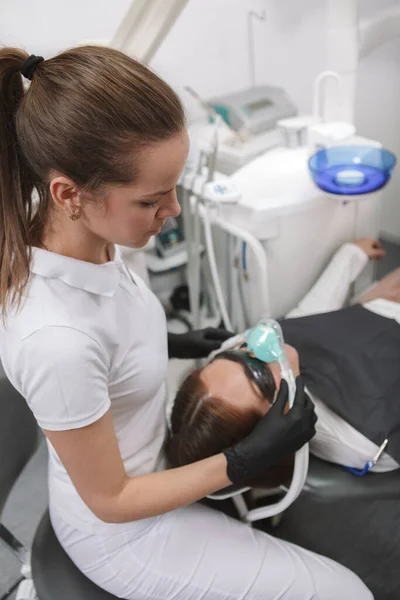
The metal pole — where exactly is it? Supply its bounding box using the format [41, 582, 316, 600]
[247, 9, 266, 88]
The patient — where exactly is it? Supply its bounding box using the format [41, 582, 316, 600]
[167, 343, 298, 488]
[166, 238, 400, 483]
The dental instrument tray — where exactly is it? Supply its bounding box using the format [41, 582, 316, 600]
[308, 145, 396, 195]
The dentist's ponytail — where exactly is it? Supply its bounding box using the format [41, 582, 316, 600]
[0, 48, 36, 321]
[0, 45, 185, 320]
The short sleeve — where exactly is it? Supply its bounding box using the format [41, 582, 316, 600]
[16, 326, 111, 431]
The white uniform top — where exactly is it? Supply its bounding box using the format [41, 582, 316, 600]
[0, 246, 169, 532]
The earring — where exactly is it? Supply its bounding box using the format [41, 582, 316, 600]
[69, 212, 81, 221]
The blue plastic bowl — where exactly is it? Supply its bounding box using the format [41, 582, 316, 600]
[308, 146, 396, 195]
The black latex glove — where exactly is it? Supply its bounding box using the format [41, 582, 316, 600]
[167, 328, 233, 359]
[223, 377, 317, 485]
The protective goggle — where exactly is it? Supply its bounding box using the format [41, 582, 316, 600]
[208, 318, 296, 403]
[210, 349, 276, 401]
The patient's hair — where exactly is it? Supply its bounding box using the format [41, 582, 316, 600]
[166, 367, 294, 488]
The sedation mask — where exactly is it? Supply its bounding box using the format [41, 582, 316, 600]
[245, 320, 296, 404]
[207, 318, 309, 518]
[209, 318, 296, 406]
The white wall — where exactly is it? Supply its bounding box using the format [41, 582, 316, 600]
[1, 0, 399, 241]
[0, 0, 131, 55]
[355, 38, 400, 242]
[152, 0, 326, 114]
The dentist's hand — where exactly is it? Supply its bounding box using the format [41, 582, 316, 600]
[167, 328, 234, 359]
[223, 377, 317, 485]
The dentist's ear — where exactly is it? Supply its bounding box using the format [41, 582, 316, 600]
[49, 173, 82, 216]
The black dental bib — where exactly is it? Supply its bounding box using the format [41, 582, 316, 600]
[280, 304, 400, 463]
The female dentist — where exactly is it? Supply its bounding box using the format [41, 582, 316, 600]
[0, 46, 372, 600]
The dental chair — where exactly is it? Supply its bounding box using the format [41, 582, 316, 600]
[0, 376, 117, 600]
[206, 319, 400, 522]
[304, 455, 400, 502]
[209, 456, 400, 526]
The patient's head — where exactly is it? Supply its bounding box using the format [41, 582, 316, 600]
[166, 345, 299, 481]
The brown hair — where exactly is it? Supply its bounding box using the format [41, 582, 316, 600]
[166, 369, 294, 488]
[0, 46, 185, 319]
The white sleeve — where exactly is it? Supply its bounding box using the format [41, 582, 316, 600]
[16, 326, 111, 431]
[286, 243, 369, 318]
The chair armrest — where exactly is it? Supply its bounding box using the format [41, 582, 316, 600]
[303, 456, 400, 502]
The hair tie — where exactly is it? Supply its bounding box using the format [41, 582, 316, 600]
[21, 55, 44, 81]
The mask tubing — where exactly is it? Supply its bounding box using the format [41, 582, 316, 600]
[245, 445, 309, 521]
[200, 204, 233, 331]
[212, 320, 310, 519]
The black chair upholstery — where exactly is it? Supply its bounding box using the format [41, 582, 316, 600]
[32, 511, 119, 600]
[303, 455, 400, 502]
[0, 377, 40, 515]
[210, 455, 400, 505]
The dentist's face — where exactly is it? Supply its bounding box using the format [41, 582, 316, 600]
[200, 344, 300, 417]
[81, 129, 189, 248]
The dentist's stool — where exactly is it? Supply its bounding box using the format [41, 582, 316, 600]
[0, 376, 118, 600]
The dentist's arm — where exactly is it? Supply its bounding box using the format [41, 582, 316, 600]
[44, 413, 231, 523]
[286, 239, 384, 318]
[20, 326, 315, 524]
[43, 379, 315, 523]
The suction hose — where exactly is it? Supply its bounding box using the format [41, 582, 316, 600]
[200, 203, 233, 331]
[199, 203, 271, 326]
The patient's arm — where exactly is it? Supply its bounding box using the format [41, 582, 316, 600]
[358, 267, 400, 304]
[285, 242, 370, 318]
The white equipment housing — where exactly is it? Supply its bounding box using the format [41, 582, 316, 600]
[215, 143, 382, 326]
[188, 120, 283, 176]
